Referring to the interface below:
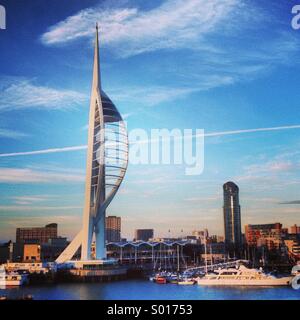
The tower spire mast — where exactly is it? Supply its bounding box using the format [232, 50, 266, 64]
[92, 23, 101, 90]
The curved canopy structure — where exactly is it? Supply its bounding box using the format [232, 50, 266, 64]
[56, 25, 128, 264]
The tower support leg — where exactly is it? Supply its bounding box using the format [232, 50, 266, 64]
[81, 215, 93, 260]
[95, 210, 106, 259]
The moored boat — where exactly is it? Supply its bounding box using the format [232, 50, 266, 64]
[150, 271, 178, 284]
[0, 265, 28, 287]
[166, 273, 179, 284]
[168, 278, 179, 284]
[155, 276, 167, 284]
[178, 278, 195, 285]
[196, 264, 292, 286]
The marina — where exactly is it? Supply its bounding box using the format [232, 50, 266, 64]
[148, 260, 300, 289]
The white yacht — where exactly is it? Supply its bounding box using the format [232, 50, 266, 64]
[0, 265, 28, 287]
[196, 264, 292, 286]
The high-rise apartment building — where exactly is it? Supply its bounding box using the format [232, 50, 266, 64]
[223, 182, 242, 248]
[106, 216, 121, 242]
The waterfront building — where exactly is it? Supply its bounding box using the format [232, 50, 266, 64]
[284, 239, 300, 256]
[282, 228, 289, 236]
[217, 236, 225, 243]
[186, 236, 198, 244]
[106, 216, 121, 242]
[14, 224, 68, 262]
[106, 239, 193, 267]
[22, 239, 69, 263]
[256, 236, 282, 250]
[23, 244, 41, 262]
[134, 229, 154, 242]
[5, 262, 56, 274]
[192, 229, 209, 243]
[16, 223, 57, 244]
[200, 242, 226, 264]
[0, 241, 10, 263]
[223, 182, 242, 249]
[41, 238, 69, 262]
[245, 223, 282, 248]
[291, 224, 300, 234]
[56, 25, 128, 264]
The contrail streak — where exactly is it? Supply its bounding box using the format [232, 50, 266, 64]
[0, 125, 299, 158]
[202, 125, 300, 137]
[0, 145, 87, 157]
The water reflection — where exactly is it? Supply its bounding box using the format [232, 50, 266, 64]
[0, 280, 299, 300]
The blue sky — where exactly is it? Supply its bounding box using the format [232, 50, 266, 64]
[0, 0, 300, 241]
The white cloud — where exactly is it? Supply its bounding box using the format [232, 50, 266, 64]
[0, 77, 87, 111]
[41, 0, 239, 57]
[0, 128, 28, 139]
[184, 196, 220, 202]
[0, 205, 82, 211]
[0, 167, 85, 184]
[39, 0, 300, 97]
[108, 86, 199, 106]
[242, 161, 297, 176]
[11, 195, 54, 205]
[234, 145, 300, 191]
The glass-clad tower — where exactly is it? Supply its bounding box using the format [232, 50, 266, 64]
[223, 181, 242, 250]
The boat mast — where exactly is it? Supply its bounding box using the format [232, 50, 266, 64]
[204, 239, 208, 274]
[177, 244, 180, 273]
[210, 244, 213, 268]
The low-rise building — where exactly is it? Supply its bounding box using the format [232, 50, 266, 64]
[5, 262, 56, 274]
[284, 238, 300, 258]
[134, 229, 154, 242]
[291, 224, 300, 234]
[0, 242, 10, 263]
[23, 243, 41, 262]
[245, 223, 283, 248]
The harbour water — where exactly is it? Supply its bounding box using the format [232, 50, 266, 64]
[1, 279, 299, 300]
